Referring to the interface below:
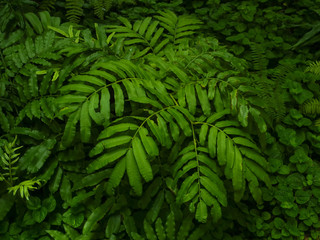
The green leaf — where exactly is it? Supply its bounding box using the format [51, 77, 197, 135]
[195, 200, 208, 223]
[147, 119, 163, 146]
[207, 109, 230, 124]
[88, 93, 104, 125]
[155, 218, 166, 240]
[118, 16, 132, 29]
[213, 88, 224, 112]
[199, 124, 208, 146]
[233, 137, 260, 152]
[246, 158, 271, 188]
[224, 138, 235, 178]
[46, 230, 69, 240]
[49, 167, 63, 193]
[43, 196, 56, 213]
[98, 123, 139, 140]
[62, 208, 84, 228]
[295, 190, 312, 204]
[239, 147, 268, 169]
[100, 88, 111, 124]
[90, 135, 132, 156]
[56, 95, 86, 105]
[82, 198, 114, 234]
[211, 198, 222, 223]
[232, 147, 244, 196]
[126, 148, 143, 196]
[33, 206, 48, 223]
[107, 157, 126, 195]
[154, 38, 170, 54]
[70, 75, 105, 86]
[130, 96, 163, 109]
[145, 21, 160, 40]
[200, 176, 227, 207]
[25, 12, 43, 34]
[177, 215, 193, 240]
[61, 109, 80, 149]
[150, 28, 164, 47]
[72, 169, 111, 191]
[146, 191, 164, 223]
[166, 212, 175, 240]
[60, 84, 96, 94]
[112, 84, 124, 117]
[217, 131, 227, 166]
[238, 104, 249, 127]
[249, 107, 267, 133]
[170, 65, 189, 83]
[196, 84, 211, 116]
[185, 84, 196, 115]
[63, 224, 80, 239]
[144, 220, 157, 240]
[60, 175, 72, 203]
[87, 149, 128, 173]
[293, 22, 320, 49]
[80, 101, 91, 143]
[139, 127, 159, 157]
[176, 173, 198, 204]
[132, 137, 153, 182]
[19, 138, 56, 173]
[157, 115, 172, 148]
[67, 191, 95, 208]
[131, 232, 146, 240]
[208, 127, 218, 158]
[85, 70, 117, 82]
[167, 108, 192, 136]
[0, 194, 14, 221]
[105, 214, 121, 238]
[27, 196, 41, 210]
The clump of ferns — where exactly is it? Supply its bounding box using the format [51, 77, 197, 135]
[0, 136, 42, 200]
[305, 60, 320, 76]
[299, 60, 320, 126]
[301, 98, 320, 126]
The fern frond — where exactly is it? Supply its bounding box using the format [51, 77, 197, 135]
[66, 0, 84, 23]
[155, 10, 202, 45]
[305, 60, 320, 75]
[301, 98, 320, 115]
[39, 0, 57, 11]
[93, 0, 112, 20]
[132, 213, 208, 240]
[106, 16, 168, 58]
[250, 43, 268, 73]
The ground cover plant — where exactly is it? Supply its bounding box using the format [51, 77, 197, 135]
[1, 0, 320, 239]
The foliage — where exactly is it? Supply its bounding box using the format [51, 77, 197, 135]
[1, 1, 320, 240]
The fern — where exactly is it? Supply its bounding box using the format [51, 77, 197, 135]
[66, 0, 84, 23]
[301, 98, 320, 115]
[93, 0, 113, 20]
[305, 60, 320, 75]
[131, 213, 208, 240]
[39, 0, 57, 11]
[0, 136, 21, 186]
[250, 43, 268, 73]
[0, 136, 43, 200]
[0, 10, 274, 238]
[155, 10, 202, 45]
[106, 10, 202, 58]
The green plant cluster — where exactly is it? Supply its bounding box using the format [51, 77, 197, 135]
[188, 0, 320, 61]
[1, 1, 320, 240]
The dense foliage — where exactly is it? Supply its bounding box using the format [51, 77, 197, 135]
[1, 0, 320, 239]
